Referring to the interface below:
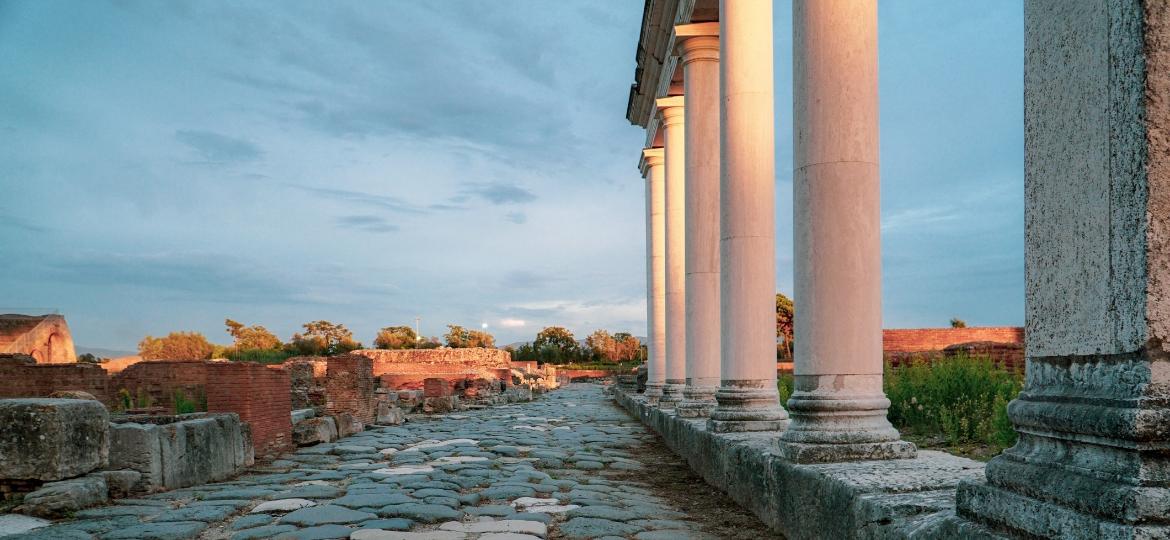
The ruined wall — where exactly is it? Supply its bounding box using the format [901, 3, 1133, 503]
[352, 348, 511, 389]
[205, 363, 291, 460]
[0, 315, 76, 364]
[323, 354, 376, 424]
[882, 327, 1023, 353]
[108, 360, 209, 409]
[0, 357, 109, 402]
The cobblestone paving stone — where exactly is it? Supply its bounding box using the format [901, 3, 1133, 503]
[8, 385, 742, 540]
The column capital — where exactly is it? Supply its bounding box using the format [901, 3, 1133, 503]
[655, 96, 685, 127]
[639, 147, 665, 176]
[674, 23, 719, 65]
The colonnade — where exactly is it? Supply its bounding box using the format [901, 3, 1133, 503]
[636, 0, 910, 460]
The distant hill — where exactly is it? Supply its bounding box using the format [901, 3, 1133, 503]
[76, 346, 136, 359]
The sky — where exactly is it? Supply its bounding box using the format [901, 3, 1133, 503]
[0, 1, 1024, 353]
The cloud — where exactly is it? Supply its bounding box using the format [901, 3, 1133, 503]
[335, 215, 398, 233]
[499, 318, 525, 328]
[288, 184, 428, 214]
[881, 206, 960, 232]
[501, 270, 552, 290]
[460, 182, 536, 205]
[505, 211, 526, 224]
[0, 212, 48, 233]
[174, 130, 262, 163]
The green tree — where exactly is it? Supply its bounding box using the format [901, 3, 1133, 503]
[374, 326, 419, 349]
[465, 329, 495, 348]
[534, 326, 578, 364]
[950, 317, 968, 328]
[138, 331, 215, 360]
[612, 332, 642, 362]
[586, 329, 614, 362]
[225, 319, 282, 350]
[444, 325, 470, 348]
[777, 293, 795, 360]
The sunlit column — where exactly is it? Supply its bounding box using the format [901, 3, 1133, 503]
[675, 23, 720, 418]
[778, 0, 914, 462]
[708, 0, 788, 432]
[657, 96, 686, 406]
[640, 147, 667, 403]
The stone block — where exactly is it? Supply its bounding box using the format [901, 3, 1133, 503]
[334, 413, 364, 438]
[0, 398, 109, 482]
[99, 469, 142, 499]
[422, 396, 458, 414]
[376, 402, 405, 426]
[291, 408, 316, 424]
[108, 414, 247, 492]
[108, 422, 162, 492]
[18, 473, 108, 518]
[293, 416, 338, 446]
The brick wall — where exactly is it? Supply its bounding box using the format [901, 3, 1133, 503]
[352, 348, 511, 390]
[0, 358, 109, 402]
[882, 327, 1023, 353]
[205, 363, 292, 460]
[324, 354, 376, 424]
[108, 360, 209, 409]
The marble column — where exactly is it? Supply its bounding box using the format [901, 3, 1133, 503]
[707, 0, 787, 432]
[657, 96, 686, 406]
[956, 2, 1170, 537]
[777, 0, 914, 462]
[675, 23, 721, 418]
[640, 148, 667, 402]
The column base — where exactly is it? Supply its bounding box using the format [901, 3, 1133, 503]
[660, 380, 685, 406]
[707, 379, 789, 433]
[677, 384, 718, 418]
[776, 375, 914, 463]
[644, 382, 664, 405]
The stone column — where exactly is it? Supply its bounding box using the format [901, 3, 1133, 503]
[955, 2, 1170, 537]
[777, 0, 914, 462]
[657, 96, 686, 406]
[707, 0, 787, 432]
[640, 148, 667, 402]
[675, 23, 721, 418]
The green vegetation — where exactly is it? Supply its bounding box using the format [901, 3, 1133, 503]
[444, 325, 495, 348]
[173, 389, 203, 414]
[777, 354, 1023, 461]
[138, 331, 214, 360]
[223, 348, 295, 364]
[510, 326, 646, 365]
[776, 292, 794, 360]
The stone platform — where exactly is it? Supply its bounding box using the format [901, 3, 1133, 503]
[613, 387, 1001, 539]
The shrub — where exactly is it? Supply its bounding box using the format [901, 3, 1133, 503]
[777, 372, 794, 408]
[173, 390, 199, 414]
[226, 348, 296, 365]
[884, 354, 1021, 449]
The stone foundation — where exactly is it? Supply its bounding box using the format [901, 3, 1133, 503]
[613, 387, 992, 539]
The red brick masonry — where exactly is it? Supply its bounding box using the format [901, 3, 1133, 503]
[0, 360, 110, 402]
[882, 327, 1023, 353]
[352, 348, 512, 390]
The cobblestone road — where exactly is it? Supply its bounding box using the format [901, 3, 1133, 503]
[10, 384, 776, 540]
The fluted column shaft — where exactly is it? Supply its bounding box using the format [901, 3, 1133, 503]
[676, 23, 721, 418]
[641, 148, 667, 401]
[778, 0, 914, 462]
[708, 0, 787, 432]
[657, 96, 686, 406]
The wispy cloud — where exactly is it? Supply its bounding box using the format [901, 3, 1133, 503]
[505, 211, 526, 224]
[498, 318, 526, 328]
[881, 206, 960, 232]
[335, 215, 398, 233]
[174, 130, 262, 163]
[460, 181, 536, 205]
[288, 184, 428, 214]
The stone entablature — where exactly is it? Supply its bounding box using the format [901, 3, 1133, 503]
[0, 314, 76, 364]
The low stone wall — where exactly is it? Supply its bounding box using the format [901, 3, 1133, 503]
[613, 387, 987, 539]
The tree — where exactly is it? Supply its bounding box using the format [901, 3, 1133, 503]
[950, 318, 968, 328]
[444, 325, 495, 348]
[224, 319, 281, 351]
[374, 326, 419, 349]
[138, 331, 215, 360]
[77, 353, 100, 364]
[776, 293, 795, 360]
[534, 326, 578, 364]
[586, 329, 614, 361]
[288, 320, 361, 356]
[612, 332, 642, 362]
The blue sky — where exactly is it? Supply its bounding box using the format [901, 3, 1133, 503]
[0, 1, 1023, 352]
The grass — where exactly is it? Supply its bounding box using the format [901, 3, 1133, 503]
[777, 354, 1022, 461]
[225, 348, 297, 364]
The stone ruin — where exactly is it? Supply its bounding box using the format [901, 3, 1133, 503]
[0, 314, 76, 364]
[0, 344, 557, 522]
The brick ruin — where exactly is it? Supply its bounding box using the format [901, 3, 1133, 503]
[882, 326, 1025, 370]
[352, 348, 512, 390]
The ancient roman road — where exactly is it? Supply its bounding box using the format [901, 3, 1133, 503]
[11, 384, 778, 540]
